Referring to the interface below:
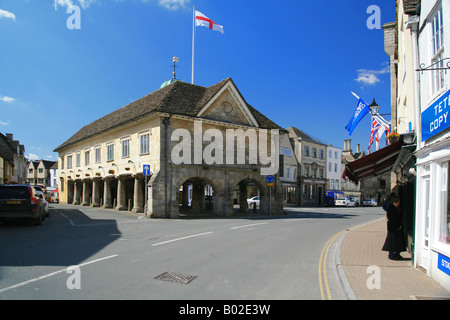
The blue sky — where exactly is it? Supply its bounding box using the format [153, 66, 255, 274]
[0, 0, 395, 161]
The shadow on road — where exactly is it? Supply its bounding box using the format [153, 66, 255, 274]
[0, 207, 121, 267]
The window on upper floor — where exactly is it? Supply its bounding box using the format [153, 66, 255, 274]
[75, 153, 81, 167]
[122, 138, 130, 158]
[107, 143, 114, 162]
[95, 146, 101, 163]
[67, 155, 73, 169]
[431, 5, 445, 94]
[85, 150, 90, 166]
[140, 132, 150, 155]
[304, 146, 309, 157]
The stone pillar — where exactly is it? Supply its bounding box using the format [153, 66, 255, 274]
[103, 177, 113, 209]
[67, 180, 74, 204]
[82, 179, 90, 206]
[131, 175, 144, 213]
[116, 176, 127, 211]
[73, 180, 81, 205]
[239, 182, 248, 213]
[92, 177, 101, 207]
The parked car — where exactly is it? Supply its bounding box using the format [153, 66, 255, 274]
[362, 199, 378, 207]
[247, 196, 260, 208]
[36, 190, 49, 217]
[0, 185, 45, 225]
[335, 198, 349, 206]
[346, 197, 357, 207]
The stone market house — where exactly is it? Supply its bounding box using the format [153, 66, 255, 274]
[54, 78, 285, 218]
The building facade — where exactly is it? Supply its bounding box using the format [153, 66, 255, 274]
[288, 127, 327, 206]
[414, 0, 450, 290]
[27, 160, 57, 187]
[279, 133, 299, 206]
[55, 78, 285, 218]
[382, 0, 450, 290]
[0, 132, 27, 184]
[326, 144, 342, 191]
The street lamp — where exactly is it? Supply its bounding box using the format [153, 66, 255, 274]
[369, 98, 380, 116]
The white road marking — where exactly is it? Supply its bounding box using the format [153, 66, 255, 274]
[230, 222, 269, 230]
[0, 255, 118, 293]
[152, 232, 213, 246]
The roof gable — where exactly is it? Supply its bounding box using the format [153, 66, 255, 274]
[197, 80, 258, 127]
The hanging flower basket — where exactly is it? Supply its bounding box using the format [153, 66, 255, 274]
[387, 132, 400, 144]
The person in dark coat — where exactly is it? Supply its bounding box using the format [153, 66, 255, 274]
[382, 194, 406, 260]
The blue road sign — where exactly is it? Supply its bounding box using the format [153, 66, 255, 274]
[266, 175, 274, 184]
[143, 164, 151, 176]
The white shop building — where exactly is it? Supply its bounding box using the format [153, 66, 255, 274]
[414, 0, 450, 290]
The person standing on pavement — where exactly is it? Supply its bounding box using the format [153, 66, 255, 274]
[382, 195, 407, 260]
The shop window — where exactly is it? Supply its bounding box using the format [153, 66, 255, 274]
[441, 162, 450, 244]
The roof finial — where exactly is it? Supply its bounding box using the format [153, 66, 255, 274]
[172, 56, 179, 79]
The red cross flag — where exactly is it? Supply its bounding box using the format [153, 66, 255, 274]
[195, 10, 225, 34]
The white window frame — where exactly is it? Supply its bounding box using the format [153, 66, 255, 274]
[75, 152, 81, 167]
[85, 149, 90, 166]
[140, 132, 150, 155]
[67, 155, 73, 169]
[95, 146, 101, 164]
[430, 4, 445, 94]
[121, 137, 130, 159]
[107, 143, 114, 162]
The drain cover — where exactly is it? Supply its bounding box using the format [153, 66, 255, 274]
[154, 272, 197, 284]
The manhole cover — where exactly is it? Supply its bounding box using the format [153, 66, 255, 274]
[154, 272, 197, 284]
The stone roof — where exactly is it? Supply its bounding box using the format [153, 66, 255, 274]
[288, 126, 327, 146]
[55, 78, 284, 152]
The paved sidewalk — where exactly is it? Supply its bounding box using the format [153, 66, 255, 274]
[338, 218, 450, 300]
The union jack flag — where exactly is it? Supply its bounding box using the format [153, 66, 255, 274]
[369, 115, 390, 151]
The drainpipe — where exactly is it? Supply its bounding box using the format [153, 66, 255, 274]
[163, 115, 172, 218]
[407, 15, 421, 149]
[407, 14, 421, 266]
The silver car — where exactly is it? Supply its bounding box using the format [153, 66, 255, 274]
[362, 199, 378, 207]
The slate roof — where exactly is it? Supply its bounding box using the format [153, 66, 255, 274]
[55, 78, 284, 152]
[288, 127, 327, 146]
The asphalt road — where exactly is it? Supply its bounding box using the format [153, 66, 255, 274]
[0, 203, 384, 300]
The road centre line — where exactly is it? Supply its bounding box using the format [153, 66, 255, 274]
[0, 254, 118, 294]
[230, 222, 269, 230]
[152, 232, 213, 246]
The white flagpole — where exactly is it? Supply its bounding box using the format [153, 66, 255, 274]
[191, 6, 195, 84]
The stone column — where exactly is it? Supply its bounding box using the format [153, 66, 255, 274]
[92, 177, 101, 207]
[238, 182, 248, 213]
[103, 177, 113, 209]
[116, 176, 127, 211]
[67, 180, 74, 204]
[131, 175, 144, 213]
[73, 180, 81, 205]
[82, 179, 90, 206]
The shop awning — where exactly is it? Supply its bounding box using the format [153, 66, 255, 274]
[342, 136, 404, 184]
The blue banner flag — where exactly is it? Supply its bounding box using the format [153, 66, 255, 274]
[345, 98, 370, 135]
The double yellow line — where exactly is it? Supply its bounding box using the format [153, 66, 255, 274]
[318, 229, 347, 300]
